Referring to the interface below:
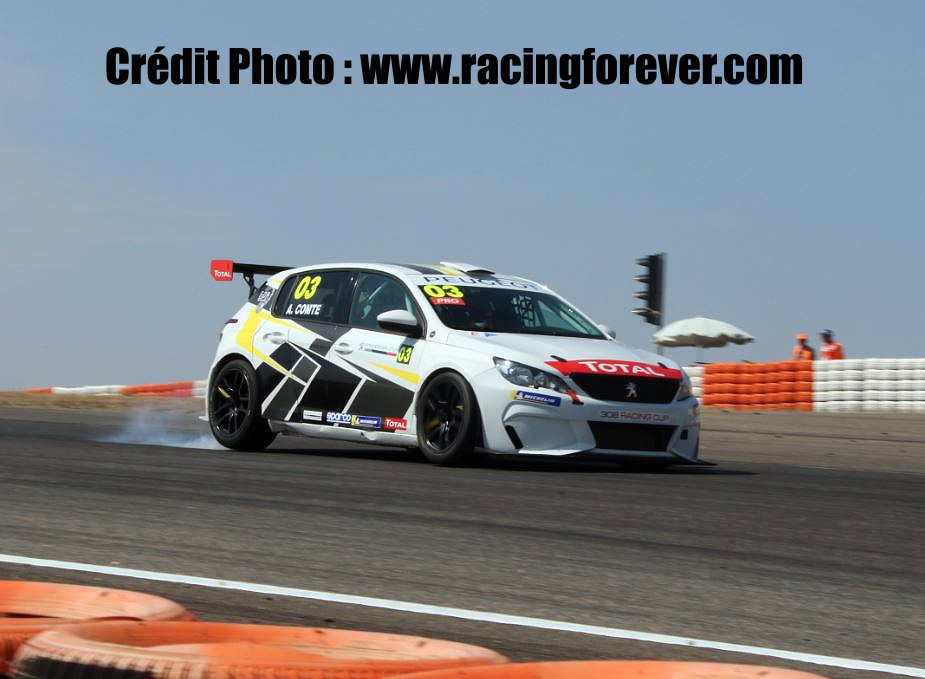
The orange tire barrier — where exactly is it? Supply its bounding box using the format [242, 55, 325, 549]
[10, 621, 507, 679]
[21, 381, 204, 398]
[387, 660, 828, 679]
[120, 382, 194, 397]
[701, 361, 814, 411]
[0, 582, 192, 676]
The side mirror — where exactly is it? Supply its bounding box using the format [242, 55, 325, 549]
[598, 324, 615, 339]
[377, 309, 422, 336]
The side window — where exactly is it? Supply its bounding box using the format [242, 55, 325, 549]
[274, 270, 352, 324]
[349, 272, 418, 331]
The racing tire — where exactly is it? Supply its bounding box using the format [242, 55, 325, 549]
[208, 359, 276, 451]
[416, 372, 479, 466]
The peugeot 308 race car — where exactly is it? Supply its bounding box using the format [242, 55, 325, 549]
[207, 260, 701, 465]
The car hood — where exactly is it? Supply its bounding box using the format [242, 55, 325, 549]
[447, 331, 682, 376]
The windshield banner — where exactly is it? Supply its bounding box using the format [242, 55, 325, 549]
[410, 274, 542, 291]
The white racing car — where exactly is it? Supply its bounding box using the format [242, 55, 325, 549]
[207, 260, 701, 465]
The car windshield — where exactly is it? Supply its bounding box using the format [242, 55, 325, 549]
[420, 285, 605, 338]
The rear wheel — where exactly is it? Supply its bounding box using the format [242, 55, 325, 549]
[209, 359, 276, 451]
[416, 372, 478, 465]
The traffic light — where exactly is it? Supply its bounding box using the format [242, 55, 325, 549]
[633, 253, 664, 326]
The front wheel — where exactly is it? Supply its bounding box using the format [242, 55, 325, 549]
[209, 359, 276, 451]
[416, 372, 479, 465]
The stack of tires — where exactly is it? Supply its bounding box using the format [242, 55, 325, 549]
[813, 358, 925, 412]
[388, 661, 827, 679]
[0, 581, 192, 676]
[1, 581, 504, 679]
[685, 365, 704, 399]
[1, 580, 830, 679]
[699, 362, 812, 411]
[10, 621, 506, 679]
[812, 358, 865, 412]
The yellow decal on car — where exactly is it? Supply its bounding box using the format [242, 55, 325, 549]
[373, 363, 420, 384]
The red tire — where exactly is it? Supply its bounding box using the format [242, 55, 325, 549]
[0, 581, 191, 675]
[11, 621, 506, 679]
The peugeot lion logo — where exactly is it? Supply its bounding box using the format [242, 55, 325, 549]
[625, 382, 638, 398]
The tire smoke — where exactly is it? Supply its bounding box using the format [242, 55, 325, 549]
[99, 405, 225, 450]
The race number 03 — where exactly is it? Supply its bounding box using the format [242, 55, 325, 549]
[294, 275, 322, 300]
[397, 345, 414, 364]
[422, 284, 464, 299]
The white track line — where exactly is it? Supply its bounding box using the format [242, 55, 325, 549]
[1, 553, 921, 677]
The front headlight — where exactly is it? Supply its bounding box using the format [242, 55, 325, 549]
[676, 371, 693, 401]
[494, 357, 570, 394]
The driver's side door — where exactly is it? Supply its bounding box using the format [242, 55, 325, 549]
[333, 271, 426, 432]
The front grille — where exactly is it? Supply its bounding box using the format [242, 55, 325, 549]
[588, 421, 677, 452]
[570, 374, 679, 403]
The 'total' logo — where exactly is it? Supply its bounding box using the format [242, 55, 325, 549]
[384, 417, 408, 431]
[211, 260, 234, 281]
[546, 359, 682, 380]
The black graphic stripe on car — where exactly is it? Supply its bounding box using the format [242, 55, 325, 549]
[269, 342, 301, 371]
[256, 362, 285, 403]
[290, 356, 363, 415]
[292, 355, 320, 383]
[347, 379, 415, 420]
[265, 377, 307, 421]
[309, 337, 334, 355]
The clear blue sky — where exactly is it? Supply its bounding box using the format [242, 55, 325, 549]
[2, 1, 923, 388]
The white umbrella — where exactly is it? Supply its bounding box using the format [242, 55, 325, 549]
[653, 316, 754, 361]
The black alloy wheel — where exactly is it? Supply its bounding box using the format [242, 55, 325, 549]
[416, 372, 478, 465]
[211, 366, 250, 437]
[209, 359, 276, 451]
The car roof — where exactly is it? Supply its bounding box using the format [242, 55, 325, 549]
[270, 262, 544, 289]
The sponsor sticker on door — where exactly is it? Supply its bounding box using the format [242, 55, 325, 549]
[384, 417, 408, 431]
[302, 409, 323, 422]
[325, 412, 351, 424]
[352, 415, 382, 428]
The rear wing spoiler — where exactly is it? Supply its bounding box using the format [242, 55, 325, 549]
[210, 259, 292, 295]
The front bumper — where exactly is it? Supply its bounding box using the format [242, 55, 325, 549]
[472, 370, 702, 463]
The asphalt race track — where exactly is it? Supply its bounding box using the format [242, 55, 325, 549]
[1, 405, 923, 678]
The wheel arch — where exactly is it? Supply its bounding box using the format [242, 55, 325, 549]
[206, 353, 277, 451]
[208, 352, 253, 390]
[417, 367, 486, 449]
